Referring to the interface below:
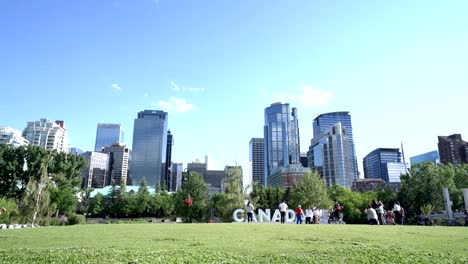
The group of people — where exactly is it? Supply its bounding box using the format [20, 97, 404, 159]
[291, 203, 322, 224]
[366, 200, 405, 225]
[246, 200, 322, 224]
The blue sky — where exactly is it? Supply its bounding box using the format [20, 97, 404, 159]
[1, 0, 467, 184]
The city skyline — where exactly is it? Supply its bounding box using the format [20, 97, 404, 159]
[1, 1, 467, 186]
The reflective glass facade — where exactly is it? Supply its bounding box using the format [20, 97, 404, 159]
[313, 112, 358, 179]
[263, 103, 300, 185]
[308, 123, 354, 188]
[410, 150, 440, 165]
[131, 110, 168, 186]
[94, 123, 124, 151]
[249, 138, 265, 186]
[363, 148, 407, 182]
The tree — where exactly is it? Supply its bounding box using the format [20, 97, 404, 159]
[215, 166, 244, 221]
[135, 178, 151, 217]
[256, 186, 284, 211]
[328, 185, 375, 224]
[174, 172, 208, 222]
[88, 193, 104, 216]
[290, 171, 331, 209]
[398, 162, 457, 222]
[0, 197, 19, 224]
[19, 156, 56, 226]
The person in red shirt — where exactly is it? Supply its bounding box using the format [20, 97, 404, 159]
[295, 205, 304, 224]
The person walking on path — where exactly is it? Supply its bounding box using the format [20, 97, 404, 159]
[279, 200, 288, 224]
[305, 207, 312, 224]
[246, 201, 255, 223]
[295, 205, 304, 224]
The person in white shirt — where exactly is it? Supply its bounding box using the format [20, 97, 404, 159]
[278, 200, 288, 224]
[313, 207, 320, 224]
[305, 207, 313, 224]
[366, 205, 378, 225]
[246, 201, 255, 223]
[393, 201, 401, 225]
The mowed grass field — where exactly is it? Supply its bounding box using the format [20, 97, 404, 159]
[0, 224, 466, 263]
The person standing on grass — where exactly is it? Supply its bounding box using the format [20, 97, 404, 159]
[400, 206, 405, 225]
[376, 200, 385, 225]
[295, 205, 304, 224]
[305, 207, 312, 224]
[393, 201, 401, 225]
[313, 207, 320, 224]
[386, 210, 395, 225]
[279, 200, 288, 224]
[366, 205, 378, 225]
[246, 201, 255, 223]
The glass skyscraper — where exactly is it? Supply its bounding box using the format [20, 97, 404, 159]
[131, 110, 168, 187]
[94, 123, 124, 151]
[363, 148, 407, 182]
[308, 123, 355, 188]
[249, 137, 265, 186]
[263, 102, 300, 185]
[312, 112, 358, 179]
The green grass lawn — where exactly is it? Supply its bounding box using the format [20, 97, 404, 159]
[0, 223, 466, 263]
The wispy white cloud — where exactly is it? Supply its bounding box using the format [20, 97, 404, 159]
[263, 86, 332, 108]
[298, 86, 333, 108]
[112, 83, 122, 91]
[188, 87, 205, 93]
[144, 93, 149, 97]
[170, 81, 205, 93]
[156, 97, 194, 113]
[170, 81, 181, 92]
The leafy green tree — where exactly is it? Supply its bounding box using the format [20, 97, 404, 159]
[290, 171, 331, 209]
[106, 180, 120, 218]
[19, 156, 56, 225]
[398, 162, 457, 222]
[329, 185, 375, 224]
[375, 186, 397, 210]
[256, 186, 284, 210]
[0, 197, 19, 224]
[215, 166, 244, 221]
[0, 145, 46, 201]
[174, 172, 208, 222]
[158, 191, 174, 217]
[89, 193, 104, 216]
[135, 178, 151, 217]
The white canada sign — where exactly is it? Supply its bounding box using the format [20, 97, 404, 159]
[232, 208, 297, 223]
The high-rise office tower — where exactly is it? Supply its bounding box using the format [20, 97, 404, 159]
[308, 123, 354, 188]
[131, 110, 168, 186]
[249, 138, 265, 186]
[102, 143, 129, 186]
[438, 134, 468, 164]
[94, 123, 124, 151]
[363, 148, 407, 183]
[171, 162, 183, 192]
[22, 118, 69, 153]
[80, 151, 109, 188]
[312, 112, 358, 179]
[264, 103, 300, 185]
[0, 126, 29, 147]
[164, 130, 174, 190]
